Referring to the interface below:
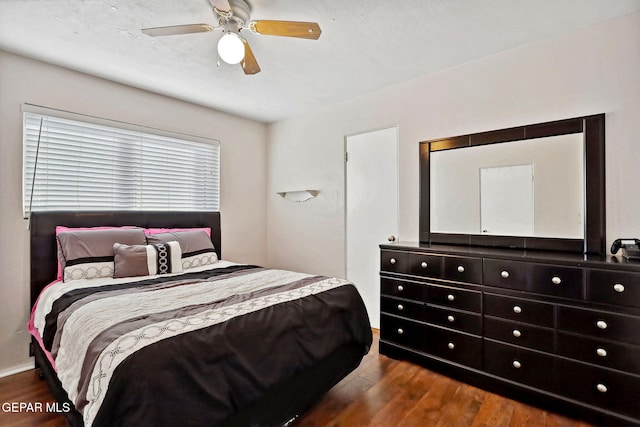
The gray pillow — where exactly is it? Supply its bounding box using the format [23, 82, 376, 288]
[146, 230, 218, 269]
[57, 228, 146, 281]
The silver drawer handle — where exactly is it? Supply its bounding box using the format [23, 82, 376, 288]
[447, 315, 455, 323]
[447, 342, 455, 350]
[551, 276, 562, 285]
[421, 261, 428, 268]
[596, 320, 608, 330]
[513, 305, 522, 314]
[397, 328, 404, 335]
[397, 304, 404, 311]
[457, 265, 465, 273]
[596, 383, 608, 393]
[447, 294, 455, 302]
[512, 360, 522, 369]
[397, 285, 404, 292]
[613, 283, 625, 293]
[512, 329, 522, 338]
[501, 270, 510, 279]
[390, 258, 397, 265]
[596, 348, 608, 357]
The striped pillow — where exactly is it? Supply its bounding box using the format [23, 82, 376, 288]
[113, 242, 182, 278]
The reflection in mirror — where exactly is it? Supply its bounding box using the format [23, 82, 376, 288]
[480, 164, 534, 236]
[430, 133, 584, 239]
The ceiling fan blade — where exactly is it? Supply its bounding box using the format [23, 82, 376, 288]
[208, 0, 232, 17]
[142, 24, 216, 37]
[249, 20, 321, 40]
[241, 38, 261, 75]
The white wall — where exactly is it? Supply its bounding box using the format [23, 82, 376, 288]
[0, 51, 268, 376]
[267, 12, 640, 279]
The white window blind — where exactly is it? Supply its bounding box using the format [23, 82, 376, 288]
[23, 109, 220, 216]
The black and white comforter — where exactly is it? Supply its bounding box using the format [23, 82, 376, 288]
[30, 261, 372, 427]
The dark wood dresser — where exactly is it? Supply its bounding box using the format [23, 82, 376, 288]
[379, 242, 640, 427]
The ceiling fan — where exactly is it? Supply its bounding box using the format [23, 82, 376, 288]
[141, 0, 321, 75]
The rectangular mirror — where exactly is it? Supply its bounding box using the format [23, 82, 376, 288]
[419, 115, 605, 254]
[430, 134, 584, 238]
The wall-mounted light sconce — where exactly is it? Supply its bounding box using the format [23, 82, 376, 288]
[276, 190, 319, 202]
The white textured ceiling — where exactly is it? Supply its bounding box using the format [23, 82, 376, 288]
[1, 0, 640, 123]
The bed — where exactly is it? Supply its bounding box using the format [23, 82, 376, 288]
[29, 211, 372, 427]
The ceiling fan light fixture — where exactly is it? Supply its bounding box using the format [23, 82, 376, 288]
[143, 0, 320, 75]
[217, 31, 245, 64]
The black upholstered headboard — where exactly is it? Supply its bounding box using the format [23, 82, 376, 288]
[29, 211, 221, 306]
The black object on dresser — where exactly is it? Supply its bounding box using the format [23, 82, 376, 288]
[380, 243, 640, 427]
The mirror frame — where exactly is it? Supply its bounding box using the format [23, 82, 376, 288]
[419, 114, 605, 254]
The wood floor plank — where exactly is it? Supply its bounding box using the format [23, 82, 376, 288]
[0, 330, 593, 427]
[470, 392, 516, 427]
[366, 364, 437, 426]
[507, 401, 544, 427]
[395, 373, 462, 427]
[440, 383, 487, 427]
[433, 382, 487, 427]
[328, 362, 423, 426]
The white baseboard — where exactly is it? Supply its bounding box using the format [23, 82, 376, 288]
[0, 362, 34, 378]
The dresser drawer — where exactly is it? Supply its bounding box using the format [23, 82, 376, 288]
[381, 296, 424, 321]
[425, 325, 482, 369]
[484, 317, 554, 352]
[442, 256, 482, 283]
[557, 306, 640, 345]
[406, 252, 443, 278]
[380, 315, 427, 351]
[588, 269, 640, 308]
[557, 331, 640, 375]
[483, 259, 529, 291]
[427, 285, 481, 313]
[484, 340, 554, 391]
[380, 250, 408, 274]
[484, 294, 554, 327]
[556, 358, 640, 420]
[381, 278, 425, 301]
[529, 264, 584, 299]
[425, 306, 482, 335]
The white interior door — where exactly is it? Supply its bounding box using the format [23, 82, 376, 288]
[346, 126, 398, 329]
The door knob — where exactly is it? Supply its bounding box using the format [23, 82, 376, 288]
[388, 235, 397, 242]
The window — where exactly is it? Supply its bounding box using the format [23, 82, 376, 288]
[23, 106, 220, 216]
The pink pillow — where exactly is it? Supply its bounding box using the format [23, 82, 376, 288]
[54, 225, 138, 280]
[144, 227, 211, 237]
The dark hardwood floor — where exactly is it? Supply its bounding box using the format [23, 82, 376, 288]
[296, 330, 592, 427]
[0, 330, 592, 427]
